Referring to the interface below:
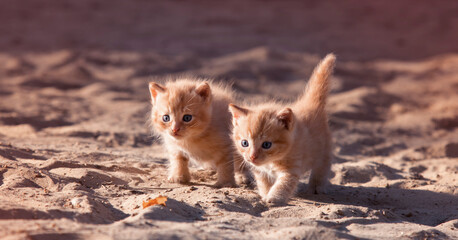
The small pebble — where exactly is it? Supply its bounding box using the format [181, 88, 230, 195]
[71, 198, 83, 207]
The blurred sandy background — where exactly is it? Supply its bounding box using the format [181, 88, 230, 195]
[0, 1, 457, 239]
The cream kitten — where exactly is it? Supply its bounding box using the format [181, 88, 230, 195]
[229, 54, 335, 204]
[149, 78, 248, 187]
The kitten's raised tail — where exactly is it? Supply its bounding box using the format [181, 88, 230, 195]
[295, 54, 336, 116]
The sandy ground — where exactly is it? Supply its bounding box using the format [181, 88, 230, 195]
[1, 1, 458, 240]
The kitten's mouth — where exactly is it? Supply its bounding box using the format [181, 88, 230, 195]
[247, 158, 261, 166]
[170, 132, 182, 138]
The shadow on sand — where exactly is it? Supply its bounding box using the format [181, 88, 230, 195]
[297, 183, 458, 227]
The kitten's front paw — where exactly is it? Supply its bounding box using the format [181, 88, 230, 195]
[259, 192, 268, 201]
[264, 195, 287, 206]
[168, 174, 191, 184]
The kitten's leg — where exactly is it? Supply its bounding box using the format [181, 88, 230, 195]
[213, 157, 236, 188]
[234, 154, 253, 185]
[307, 156, 331, 194]
[254, 172, 274, 200]
[265, 172, 299, 204]
[167, 151, 191, 184]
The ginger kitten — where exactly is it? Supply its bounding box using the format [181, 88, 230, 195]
[149, 78, 247, 187]
[229, 54, 335, 204]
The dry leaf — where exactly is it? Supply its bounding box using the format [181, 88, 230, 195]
[142, 195, 168, 209]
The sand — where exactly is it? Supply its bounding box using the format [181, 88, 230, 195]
[0, 1, 457, 240]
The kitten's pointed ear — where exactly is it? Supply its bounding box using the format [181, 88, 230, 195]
[195, 82, 211, 101]
[149, 82, 166, 103]
[229, 104, 249, 126]
[277, 108, 294, 130]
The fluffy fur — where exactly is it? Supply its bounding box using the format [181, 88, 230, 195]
[229, 54, 336, 204]
[149, 78, 248, 187]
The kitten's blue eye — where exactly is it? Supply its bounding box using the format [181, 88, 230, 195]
[183, 114, 192, 122]
[162, 115, 170, 122]
[241, 140, 249, 148]
[262, 141, 272, 149]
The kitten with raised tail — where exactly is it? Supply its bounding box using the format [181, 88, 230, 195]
[149, 78, 248, 187]
[229, 54, 335, 204]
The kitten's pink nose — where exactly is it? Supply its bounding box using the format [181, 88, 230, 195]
[249, 154, 258, 161]
[172, 127, 180, 134]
